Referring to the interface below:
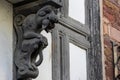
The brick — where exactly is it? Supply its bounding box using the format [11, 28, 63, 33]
[104, 35, 114, 80]
[104, 0, 119, 12]
[103, 23, 109, 35]
[103, 11, 115, 23]
[103, 0, 120, 31]
[103, 0, 120, 80]
[103, 17, 110, 35]
[118, 0, 120, 5]
[104, 35, 112, 47]
[110, 26, 120, 42]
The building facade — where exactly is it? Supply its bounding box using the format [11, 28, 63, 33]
[0, 0, 119, 80]
[103, 0, 120, 80]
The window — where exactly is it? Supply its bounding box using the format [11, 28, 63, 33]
[69, 43, 87, 80]
[69, 0, 85, 24]
[52, 0, 102, 80]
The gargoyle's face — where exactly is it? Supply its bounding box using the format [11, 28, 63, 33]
[36, 5, 58, 32]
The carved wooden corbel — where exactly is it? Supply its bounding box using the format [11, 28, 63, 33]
[14, 2, 61, 80]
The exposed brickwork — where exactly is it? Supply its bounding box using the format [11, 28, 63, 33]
[103, 0, 120, 80]
[104, 35, 114, 80]
[103, 0, 120, 31]
[110, 27, 120, 42]
[103, 17, 120, 43]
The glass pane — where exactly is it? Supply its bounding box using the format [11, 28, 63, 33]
[69, 0, 85, 24]
[33, 31, 52, 80]
[69, 43, 87, 80]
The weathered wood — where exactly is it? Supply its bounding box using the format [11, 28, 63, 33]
[13, 1, 61, 80]
[87, 0, 103, 80]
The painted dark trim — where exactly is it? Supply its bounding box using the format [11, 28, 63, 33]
[13, 0, 38, 7]
[87, 0, 103, 80]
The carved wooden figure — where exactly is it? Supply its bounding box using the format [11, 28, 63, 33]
[14, 5, 59, 80]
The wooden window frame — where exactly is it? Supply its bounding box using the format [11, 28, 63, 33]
[52, 0, 103, 80]
[13, 0, 102, 80]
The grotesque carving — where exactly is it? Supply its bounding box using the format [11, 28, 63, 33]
[14, 5, 58, 80]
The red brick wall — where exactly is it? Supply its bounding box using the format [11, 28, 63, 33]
[103, 0, 120, 80]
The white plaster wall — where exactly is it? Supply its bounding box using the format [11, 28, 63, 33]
[0, 0, 13, 80]
[33, 31, 52, 80]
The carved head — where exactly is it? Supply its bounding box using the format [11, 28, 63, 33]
[36, 5, 58, 32]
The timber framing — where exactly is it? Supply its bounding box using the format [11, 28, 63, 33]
[13, 0, 103, 80]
